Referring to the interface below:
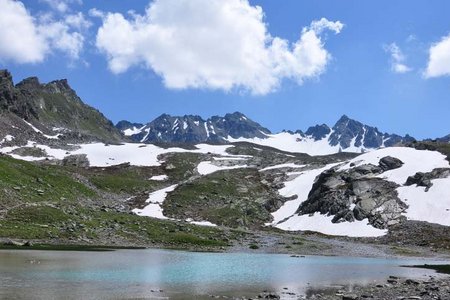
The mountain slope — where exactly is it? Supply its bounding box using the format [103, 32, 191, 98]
[0, 70, 123, 144]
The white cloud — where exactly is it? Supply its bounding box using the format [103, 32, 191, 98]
[384, 43, 412, 74]
[65, 12, 92, 30]
[0, 0, 48, 63]
[0, 0, 87, 63]
[94, 0, 343, 95]
[424, 34, 450, 78]
[41, 0, 82, 13]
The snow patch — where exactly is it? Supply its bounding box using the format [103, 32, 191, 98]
[123, 126, 144, 136]
[185, 218, 218, 227]
[133, 184, 178, 219]
[23, 120, 42, 133]
[197, 161, 249, 175]
[260, 163, 305, 172]
[149, 175, 168, 181]
[0, 135, 14, 144]
[276, 213, 387, 237]
[204, 122, 210, 138]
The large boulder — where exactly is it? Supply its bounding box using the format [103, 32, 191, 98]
[379, 156, 404, 171]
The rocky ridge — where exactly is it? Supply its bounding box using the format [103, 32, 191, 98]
[0, 69, 123, 145]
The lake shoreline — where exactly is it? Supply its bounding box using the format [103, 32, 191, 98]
[2, 227, 450, 261]
[245, 275, 450, 300]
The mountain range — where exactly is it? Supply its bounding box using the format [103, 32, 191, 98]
[116, 112, 416, 153]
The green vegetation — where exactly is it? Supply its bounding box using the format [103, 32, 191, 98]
[249, 243, 259, 250]
[0, 155, 246, 250]
[0, 155, 95, 205]
[162, 152, 206, 181]
[86, 166, 158, 193]
[163, 168, 275, 228]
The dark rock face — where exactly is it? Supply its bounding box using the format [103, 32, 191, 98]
[120, 111, 271, 144]
[379, 156, 404, 171]
[296, 163, 407, 229]
[0, 69, 123, 144]
[305, 124, 331, 141]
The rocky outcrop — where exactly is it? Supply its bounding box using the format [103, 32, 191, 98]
[406, 168, 450, 191]
[296, 156, 408, 229]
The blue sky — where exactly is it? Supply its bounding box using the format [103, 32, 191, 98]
[1, 0, 450, 139]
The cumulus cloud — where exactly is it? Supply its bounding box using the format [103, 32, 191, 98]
[384, 43, 412, 74]
[0, 0, 88, 64]
[424, 34, 450, 78]
[94, 0, 343, 95]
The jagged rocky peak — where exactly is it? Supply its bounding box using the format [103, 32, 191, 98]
[119, 111, 271, 143]
[15, 76, 41, 91]
[211, 111, 271, 139]
[305, 124, 331, 141]
[328, 114, 414, 150]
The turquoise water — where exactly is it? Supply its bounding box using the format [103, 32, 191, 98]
[0, 249, 446, 299]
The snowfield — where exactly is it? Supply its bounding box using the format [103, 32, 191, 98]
[227, 131, 368, 155]
[398, 177, 450, 226]
[275, 213, 388, 237]
[0, 142, 247, 167]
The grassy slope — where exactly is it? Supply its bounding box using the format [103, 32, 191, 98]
[0, 155, 243, 249]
